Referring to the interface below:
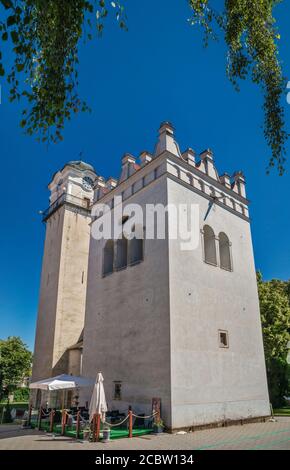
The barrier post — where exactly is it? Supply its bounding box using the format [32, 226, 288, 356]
[37, 406, 42, 430]
[128, 410, 133, 438]
[49, 410, 54, 433]
[92, 414, 97, 442]
[96, 413, 101, 442]
[61, 410, 66, 436]
[28, 404, 32, 426]
[76, 411, 81, 440]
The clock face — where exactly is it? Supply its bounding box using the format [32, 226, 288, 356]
[83, 176, 94, 191]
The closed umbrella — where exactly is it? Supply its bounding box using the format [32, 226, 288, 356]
[89, 372, 107, 423]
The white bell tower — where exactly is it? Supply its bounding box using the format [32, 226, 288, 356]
[32, 161, 97, 381]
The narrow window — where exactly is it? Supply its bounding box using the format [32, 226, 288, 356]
[219, 232, 232, 271]
[219, 330, 229, 348]
[129, 225, 144, 265]
[83, 197, 90, 209]
[114, 382, 122, 400]
[203, 225, 217, 265]
[116, 237, 128, 270]
[103, 240, 114, 275]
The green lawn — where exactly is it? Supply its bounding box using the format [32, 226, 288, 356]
[31, 420, 153, 440]
[274, 407, 290, 416]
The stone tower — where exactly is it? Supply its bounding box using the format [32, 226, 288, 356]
[32, 161, 97, 382]
[81, 123, 270, 430]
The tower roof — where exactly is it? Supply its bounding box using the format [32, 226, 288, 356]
[49, 160, 97, 186]
[66, 160, 96, 173]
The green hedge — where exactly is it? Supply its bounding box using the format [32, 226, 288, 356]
[13, 388, 30, 402]
[0, 402, 28, 424]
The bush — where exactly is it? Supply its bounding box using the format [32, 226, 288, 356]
[0, 402, 29, 423]
[13, 387, 30, 403]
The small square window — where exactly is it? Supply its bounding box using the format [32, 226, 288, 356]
[114, 382, 122, 400]
[219, 330, 229, 348]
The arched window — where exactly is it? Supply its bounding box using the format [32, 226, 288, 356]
[203, 225, 217, 265]
[219, 232, 232, 271]
[116, 237, 128, 270]
[129, 225, 144, 265]
[103, 240, 114, 276]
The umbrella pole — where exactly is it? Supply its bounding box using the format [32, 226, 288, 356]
[37, 390, 42, 430]
[61, 390, 66, 436]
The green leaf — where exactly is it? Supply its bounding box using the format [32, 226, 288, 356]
[1, 0, 13, 9]
[7, 15, 16, 27]
[10, 31, 18, 43]
[16, 63, 24, 72]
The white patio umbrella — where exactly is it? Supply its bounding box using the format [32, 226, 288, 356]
[89, 372, 107, 423]
[30, 374, 94, 391]
[30, 374, 95, 409]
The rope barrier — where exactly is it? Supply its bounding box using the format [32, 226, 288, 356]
[32, 408, 160, 435]
[79, 415, 89, 424]
[103, 415, 129, 428]
[103, 410, 158, 427]
[132, 411, 158, 420]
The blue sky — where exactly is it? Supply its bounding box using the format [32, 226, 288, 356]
[0, 0, 290, 350]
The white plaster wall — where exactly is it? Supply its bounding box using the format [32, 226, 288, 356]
[32, 209, 64, 381]
[167, 177, 270, 429]
[32, 206, 91, 381]
[52, 209, 91, 374]
[82, 177, 172, 426]
[68, 349, 82, 376]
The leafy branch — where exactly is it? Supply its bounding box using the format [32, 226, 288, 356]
[0, 0, 288, 174]
[188, 0, 288, 175]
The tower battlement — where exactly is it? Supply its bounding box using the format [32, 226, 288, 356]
[93, 123, 249, 220]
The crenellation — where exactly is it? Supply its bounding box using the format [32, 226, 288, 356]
[93, 176, 106, 201]
[119, 153, 137, 183]
[220, 173, 232, 189]
[88, 124, 248, 222]
[232, 171, 247, 198]
[154, 121, 182, 158]
[140, 150, 153, 166]
[106, 177, 118, 191]
[182, 148, 196, 166]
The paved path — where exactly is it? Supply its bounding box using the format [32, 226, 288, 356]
[1, 417, 290, 450]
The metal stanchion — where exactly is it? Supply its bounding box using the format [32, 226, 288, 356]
[37, 406, 42, 430]
[61, 409, 66, 436]
[96, 413, 101, 442]
[49, 409, 55, 433]
[128, 410, 133, 438]
[76, 411, 81, 440]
